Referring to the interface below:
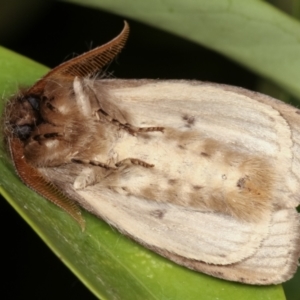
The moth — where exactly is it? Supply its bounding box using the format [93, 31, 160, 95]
[3, 21, 300, 285]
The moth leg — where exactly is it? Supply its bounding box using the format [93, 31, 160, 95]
[72, 156, 154, 190]
[71, 158, 117, 170]
[87, 88, 164, 135]
[95, 110, 164, 135]
[121, 124, 165, 136]
[73, 157, 154, 190]
[72, 157, 118, 189]
[115, 158, 154, 168]
[72, 156, 153, 169]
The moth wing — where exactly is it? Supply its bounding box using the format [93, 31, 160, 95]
[229, 208, 300, 284]
[42, 163, 300, 284]
[170, 208, 300, 285]
[39, 79, 300, 284]
[76, 187, 271, 266]
[40, 161, 271, 266]
[88, 79, 300, 284]
[75, 188, 300, 284]
[234, 85, 300, 206]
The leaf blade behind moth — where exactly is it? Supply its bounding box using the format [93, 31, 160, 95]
[0, 47, 287, 299]
[65, 0, 300, 99]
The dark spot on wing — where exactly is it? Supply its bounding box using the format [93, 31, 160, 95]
[200, 152, 210, 157]
[192, 185, 203, 190]
[150, 209, 166, 219]
[182, 114, 196, 127]
[237, 176, 249, 189]
[168, 179, 178, 185]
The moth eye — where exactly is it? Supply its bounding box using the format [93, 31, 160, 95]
[13, 124, 33, 140]
[26, 95, 40, 111]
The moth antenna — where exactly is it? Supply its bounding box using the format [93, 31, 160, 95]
[8, 138, 85, 230]
[28, 21, 130, 95]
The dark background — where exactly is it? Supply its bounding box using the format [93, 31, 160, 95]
[1, 1, 273, 299]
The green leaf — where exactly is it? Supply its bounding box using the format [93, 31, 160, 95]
[0, 47, 286, 299]
[64, 0, 300, 100]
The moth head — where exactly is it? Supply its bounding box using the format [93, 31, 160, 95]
[4, 78, 72, 141]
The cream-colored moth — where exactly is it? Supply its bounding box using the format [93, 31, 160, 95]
[3, 21, 300, 285]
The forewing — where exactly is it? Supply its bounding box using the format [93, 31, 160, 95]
[38, 79, 300, 284]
